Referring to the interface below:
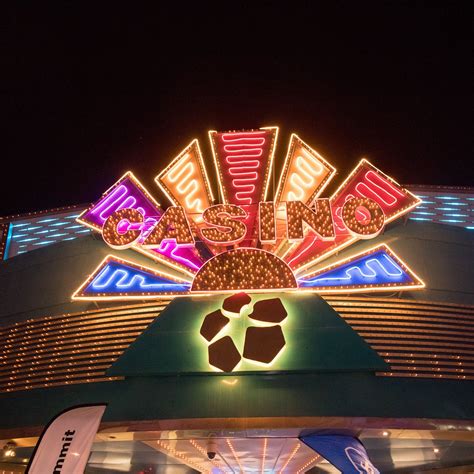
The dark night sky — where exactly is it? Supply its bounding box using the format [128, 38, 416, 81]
[2, 2, 473, 217]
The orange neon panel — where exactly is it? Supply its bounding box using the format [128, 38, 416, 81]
[275, 134, 336, 205]
[272, 134, 335, 256]
[155, 139, 214, 224]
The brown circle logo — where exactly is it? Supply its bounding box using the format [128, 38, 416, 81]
[200, 292, 287, 372]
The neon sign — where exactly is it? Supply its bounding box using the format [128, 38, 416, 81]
[73, 127, 424, 301]
[201, 294, 288, 372]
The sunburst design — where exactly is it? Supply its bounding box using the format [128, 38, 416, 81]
[73, 127, 424, 300]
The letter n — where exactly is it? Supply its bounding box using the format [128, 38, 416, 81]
[286, 199, 335, 242]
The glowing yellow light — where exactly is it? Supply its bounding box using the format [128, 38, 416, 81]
[278, 442, 300, 473]
[191, 248, 297, 292]
[102, 208, 143, 249]
[285, 199, 335, 242]
[200, 204, 247, 245]
[226, 439, 245, 473]
[142, 206, 194, 247]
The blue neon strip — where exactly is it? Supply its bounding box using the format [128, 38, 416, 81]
[17, 237, 39, 243]
[440, 219, 465, 223]
[37, 218, 58, 223]
[48, 233, 69, 238]
[298, 249, 413, 288]
[50, 221, 70, 226]
[409, 217, 431, 221]
[3, 224, 13, 259]
[64, 225, 84, 230]
[436, 196, 458, 200]
[75, 229, 91, 234]
[12, 234, 27, 239]
[11, 223, 29, 228]
[411, 211, 436, 215]
[34, 240, 56, 246]
[84, 261, 190, 295]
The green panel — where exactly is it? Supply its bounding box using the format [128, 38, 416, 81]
[107, 293, 388, 375]
[1, 375, 474, 431]
[0, 234, 186, 325]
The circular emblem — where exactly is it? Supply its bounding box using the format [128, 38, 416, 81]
[199, 292, 288, 372]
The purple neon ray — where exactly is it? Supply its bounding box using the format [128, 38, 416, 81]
[152, 243, 203, 271]
[80, 175, 203, 270]
[81, 176, 160, 228]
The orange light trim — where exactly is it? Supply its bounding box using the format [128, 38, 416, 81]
[226, 439, 245, 474]
[261, 125, 280, 201]
[278, 442, 300, 473]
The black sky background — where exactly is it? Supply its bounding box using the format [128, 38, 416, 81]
[2, 2, 473, 217]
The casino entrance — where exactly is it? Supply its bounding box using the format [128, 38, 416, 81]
[3, 423, 474, 473]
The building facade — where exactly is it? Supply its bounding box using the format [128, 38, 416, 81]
[1, 129, 473, 473]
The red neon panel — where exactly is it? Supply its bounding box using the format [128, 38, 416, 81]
[210, 128, 277, 246]
[286, 159, 421, 273]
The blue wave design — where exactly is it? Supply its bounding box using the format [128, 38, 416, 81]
[298, 249, 413, 288]
[84, 261, 190, 294]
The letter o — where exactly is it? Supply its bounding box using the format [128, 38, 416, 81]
[341, 197, 385, 238]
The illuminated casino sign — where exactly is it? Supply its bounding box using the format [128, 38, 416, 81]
[72, 128, 424, 300]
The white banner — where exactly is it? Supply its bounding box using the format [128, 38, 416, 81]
[26, 404, 107, 474]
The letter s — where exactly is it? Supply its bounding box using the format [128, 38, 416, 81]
[200, 204, 247, 245]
